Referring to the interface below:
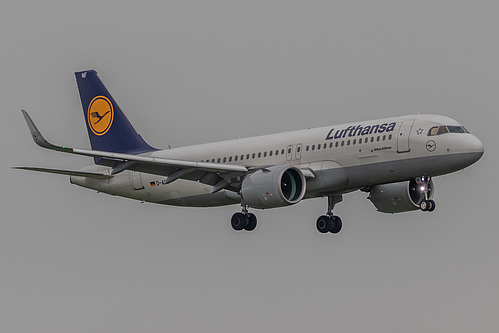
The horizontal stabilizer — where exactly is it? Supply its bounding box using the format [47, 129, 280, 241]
[13, 167, 113, 179]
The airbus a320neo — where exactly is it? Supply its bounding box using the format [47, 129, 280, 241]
[16, 70, 484, 234]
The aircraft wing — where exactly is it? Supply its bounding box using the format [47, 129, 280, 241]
[19, 110, 315, 193]
[19, 110, 250, 192]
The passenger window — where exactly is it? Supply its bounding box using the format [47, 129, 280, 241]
[240, 155, 244, 160]
[264, 151, 267, 157]
[377, 136, 380, 142]
[388, 134, 392, 140]
[276, 150, 279, 155]
[341, 141, 345, 147]
[258, 152, 261, 158]
[329, 142, 333, 148]
[269, 150, 273, 156]
[371, 137, 374, 142]
[318, 144, 321, 150]
[383, 135, 386, 141]
[217, 158, 221, 163]
[223, 157, 227, 162]
[281, 149, 285, 155]
[323, 143, 327, 149]
[353, 139, 356, 145]
[229, 156, 232, 162]
[306, 146, 310, 151]
[246, 154, 250, 159]
[347, 140, 350, 146]
[252, 153, 256, 159]
[335, 142, 339, 147]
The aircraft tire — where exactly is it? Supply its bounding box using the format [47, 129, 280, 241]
[316, 215, 332, 233]
[428, 200, 436, 212]
[231, 212, 247, 231]
[244, 213, 257, 231]
[330, 216, 342, 234]
[420, 200, 429, 212]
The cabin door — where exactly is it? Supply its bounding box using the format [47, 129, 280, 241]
[397, 120, 414, 153]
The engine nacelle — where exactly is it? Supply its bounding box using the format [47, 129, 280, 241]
[241, 165, 306, 209]
[368, 179, 434, 213]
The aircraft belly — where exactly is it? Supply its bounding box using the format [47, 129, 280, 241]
[159, 191, 241, 207]
[305, 161, 349, 194]
[72, 152, 480, 207]
[139, 174, 240, 207]
[339, 152, 480, 190]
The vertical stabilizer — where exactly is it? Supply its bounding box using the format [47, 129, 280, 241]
[75, 70, 155, 155]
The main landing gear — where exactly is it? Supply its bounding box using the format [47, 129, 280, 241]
[316, 195, 343, 234]
[231, 203, 257, 231]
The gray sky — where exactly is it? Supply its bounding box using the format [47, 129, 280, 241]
[1, 1, 498, 332]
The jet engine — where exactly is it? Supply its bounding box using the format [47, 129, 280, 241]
[368, 178, 434, 213]
[241, 165, 306, 209]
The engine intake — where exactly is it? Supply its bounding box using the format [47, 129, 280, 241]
[368, 178, 434, 213]
[241, 165, 306, 209]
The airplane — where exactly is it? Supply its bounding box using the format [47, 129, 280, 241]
[15, 70, 484, 234]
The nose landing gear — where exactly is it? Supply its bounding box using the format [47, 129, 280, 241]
[420, 199, 436, 212]
[416, 176, 436, 212]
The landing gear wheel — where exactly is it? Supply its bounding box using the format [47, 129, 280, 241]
[428, 200, 436, 212]
[330, 216, 342, 234]
[316, 215, 332, 233]
[316, 195, 344, 234]
[231, 212, 247, 231]
[244, 213, 257, 231]
[420, 200, 430, 212]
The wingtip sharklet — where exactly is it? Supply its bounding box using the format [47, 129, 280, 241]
[20, 109, 72, 153]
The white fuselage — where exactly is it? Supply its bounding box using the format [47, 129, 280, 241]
[71, 114, 484, 207]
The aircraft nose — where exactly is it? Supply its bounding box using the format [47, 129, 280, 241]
[471, 135, 484, 153]
[466, 134, 484, 163]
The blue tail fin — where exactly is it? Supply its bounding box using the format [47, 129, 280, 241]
[75, 70, 156, 155]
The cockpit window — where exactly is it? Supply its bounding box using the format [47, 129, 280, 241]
[428, 125, 469, 136]
[437, 126, 449, 135]
[448, 126, 469, 134]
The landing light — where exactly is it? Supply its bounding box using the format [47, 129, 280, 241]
[420, 186, 426, 192]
